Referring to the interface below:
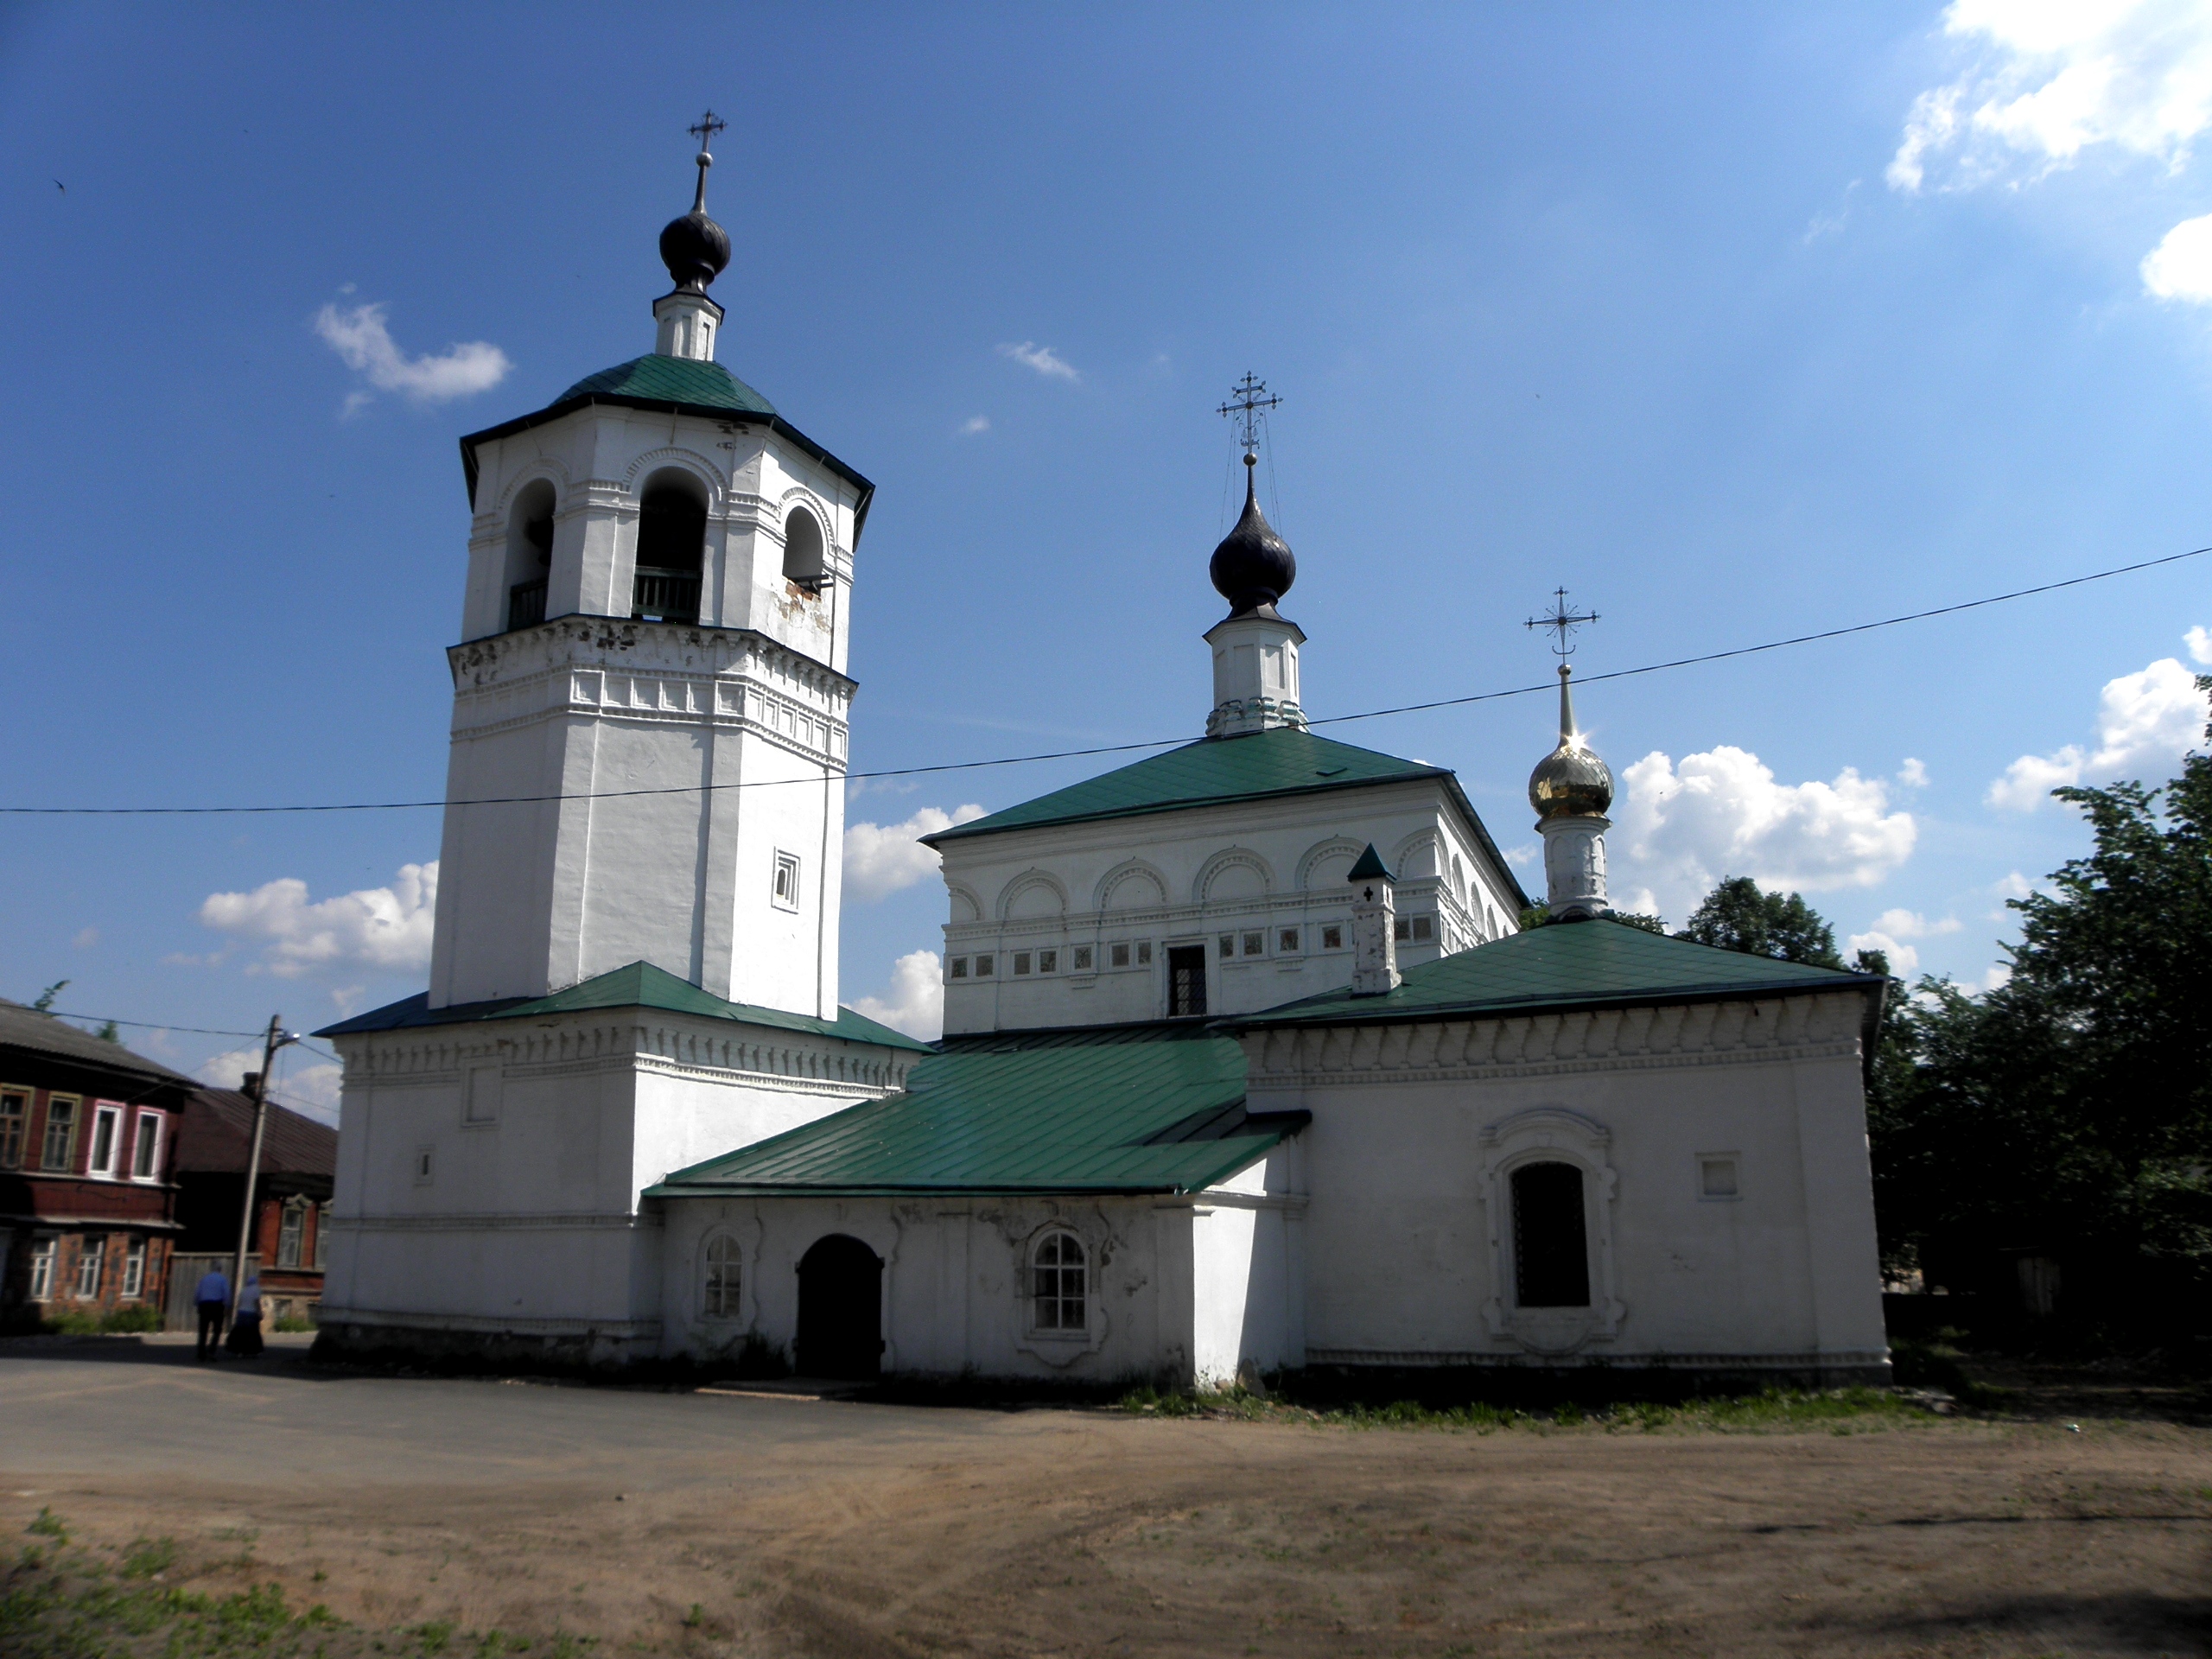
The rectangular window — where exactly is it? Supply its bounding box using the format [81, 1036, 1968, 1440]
[122, 1238, 147, 1300]
[1410, 915, 1434, 943]
[1136, 941, 1152, 965]
[41, 1096, 79, 1171]
[28, 1238, 55, 1301]
[771, 850, 802, 912]
[975, 953, 995, 976]
[1243, 931, 1265, 957]
[1700, 1156, 1741, 1199]
[1038, 949, 1058, 974]
[1322, 925, 1343, 950]
[313, 1205, 329, 1270]
[1071, 945, 1092, 971]
[462, 1065, 501, 1126]
[1278, 927, 1300, 953]
[1393, 916, 1411, 942]
[948, 957, 969, 980]
[75, 1237, 104, 1300]
[0, 1089, 25, 1170]
[1109, 942, 1130, 969]
[413, 1146, 435, 1186]
[277, 1203, 304, 1268]
[131, 1113, 161, 1179]
[88, 1105, 119, 1176]
[1218, 934, 1235, 960]
[1013, 951, 1033, 976]
[1168, 945, 1209, 1017]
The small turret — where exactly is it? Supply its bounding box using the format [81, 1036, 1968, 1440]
[1346, 844, 1401, 995]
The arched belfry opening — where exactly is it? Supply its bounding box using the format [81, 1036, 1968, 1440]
[783, 505, 827, 594]
[795, 1233, 882, 1378]
[633, 470, 707, 625]
[506, 480, 556, 630]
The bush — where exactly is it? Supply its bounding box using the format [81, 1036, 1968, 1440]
[100, 1304, 162, 1333]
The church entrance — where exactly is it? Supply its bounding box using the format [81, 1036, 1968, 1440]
[1167, 945, 1208, 1017]
[796, 1234, 883, 1378]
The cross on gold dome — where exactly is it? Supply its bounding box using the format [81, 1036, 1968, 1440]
[1526, 587, 1599, 659]
[1217, 372, 1282, 463]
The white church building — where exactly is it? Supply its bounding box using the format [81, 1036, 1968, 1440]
[317, 136, 1891, 1388]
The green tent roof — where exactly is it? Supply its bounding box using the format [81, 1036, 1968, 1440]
[556, 354, 779, 416]
[315, 959, 931, 1052]
[1233, 916, 1884, 1030]
[649, 1023, 1295, 1197]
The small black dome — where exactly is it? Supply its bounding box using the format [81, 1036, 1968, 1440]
[660, 209, 731, 291]
[1210, 467, 1297, 613]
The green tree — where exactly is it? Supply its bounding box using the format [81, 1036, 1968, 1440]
[1675, 876, 1845, 969]
[29, 980, 67, 1014]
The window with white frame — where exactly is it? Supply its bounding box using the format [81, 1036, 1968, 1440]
[1278, 927, 1300, 953]
[1136, 941, 1152, 965]
[74, 1237, 104, 1300]
[1217, 934, 1235, 960]
[87, 1105, 119, 1177]
[1242, 931, 1265, 957]
[1038, 949, 1058, 974]
[1030, 1231, 1087, 1332]
[1322, 924, 1344, 950]
[771, 851, 802, 912]
[122, 1237, 147, 1300]
[313, 1203, 329, 1270]
[0, 1089, 25, 1169]
[277, 1199, 305, 1268]
[702, 1234, 741, 1318]
[948, 956, 969, 979]
[41, 1096, 79, 1172]
[974, 953, 995, 976]
[1071, 944, 1093, 971]
[1109, 942, 1129, 969]
[1013, 951, 1033, 976]
[131, 1112, 161, 1179]
[27, 1237, 55, 1301]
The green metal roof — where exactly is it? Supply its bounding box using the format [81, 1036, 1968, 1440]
[649, 1023, 1295, 1197]
[315, 959, 931, 1052]
[556, 354, 779, 416]
[1233, 916, 1884, 1030]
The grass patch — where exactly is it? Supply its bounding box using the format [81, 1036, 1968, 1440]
[1116, 1381, 1941, 1432]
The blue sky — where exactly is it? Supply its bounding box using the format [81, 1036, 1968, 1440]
[3, 3, 2209, 1116]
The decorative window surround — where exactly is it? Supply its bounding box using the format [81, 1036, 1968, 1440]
[1477, 1107, 1625, 1354]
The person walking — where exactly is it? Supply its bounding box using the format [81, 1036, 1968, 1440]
[226, 1273, 265, 1358]
[194, 1265, 229, 1362]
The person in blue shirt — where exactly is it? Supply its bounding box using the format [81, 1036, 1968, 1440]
[194, 1266, 229, 1361]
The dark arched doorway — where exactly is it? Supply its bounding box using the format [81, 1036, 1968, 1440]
[796, 1234, 883, 1378]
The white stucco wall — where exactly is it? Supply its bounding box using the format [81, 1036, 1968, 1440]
[1242, 989, 1887, 1378]
[938, 780, 1523, 1034]
[321, 1006, 917, 1357]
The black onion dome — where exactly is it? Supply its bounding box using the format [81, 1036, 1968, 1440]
[660, 208, 731, 291]
[1209, 470, 1297, 612]
[1529, 741, 1615, 819]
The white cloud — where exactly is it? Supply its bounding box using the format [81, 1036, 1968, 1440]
[72, 927, 99, 950]
[1503, 843, 1541, 868]
[997, 340, 1080, 382]
[1614, 746, 1917, 922]
[1846, 931, 1920, 975]
[2188, 623, 2212, 663]
[1889, 1, 2212, 193]
[843, 806, 986, 902]
[1802, 179, 1861, 244]
[314, 301, 512, 408]
[194, 1046, 342, 1125]
[1897, 757, 1929, 787]
[960, 415, 991, 435]
[1988, 650, 2210, 807]
[1846, 907, 1963, 976]
[2142, 211, 2212, 300]
[198, 861, 437, 979]
[852, 950, 944, 1042]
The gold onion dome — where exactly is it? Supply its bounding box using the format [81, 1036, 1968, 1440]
[1528, 664, 1613, 819]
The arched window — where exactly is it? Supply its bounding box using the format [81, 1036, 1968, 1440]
[505, 480, 556, 629]
[1511, 1161, 1591, 1307]
[634, 471, 707, 624]
[783, 505, 826, 593]
[1031, 1230, 1086, 1332]
[702, 1234, 741, 1319]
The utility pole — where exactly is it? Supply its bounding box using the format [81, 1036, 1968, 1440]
[229, 1014, 297, 1331]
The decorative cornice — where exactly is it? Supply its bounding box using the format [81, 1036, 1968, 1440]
[333, 1211, 654, 1234]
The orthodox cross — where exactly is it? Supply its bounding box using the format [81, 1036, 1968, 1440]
[688, 110, 728, 157]
[1526, 587, 1599, 658]
[1217, 372, 1282, 462]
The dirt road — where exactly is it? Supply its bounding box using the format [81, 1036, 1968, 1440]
[3, 1337, 2208, 1656]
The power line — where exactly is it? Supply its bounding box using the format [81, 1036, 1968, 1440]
[4, 541, 2206, 819]
[44, 1009, 267, 1038]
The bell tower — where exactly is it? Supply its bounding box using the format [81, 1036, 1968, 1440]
[425, 118, 874, 1017]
